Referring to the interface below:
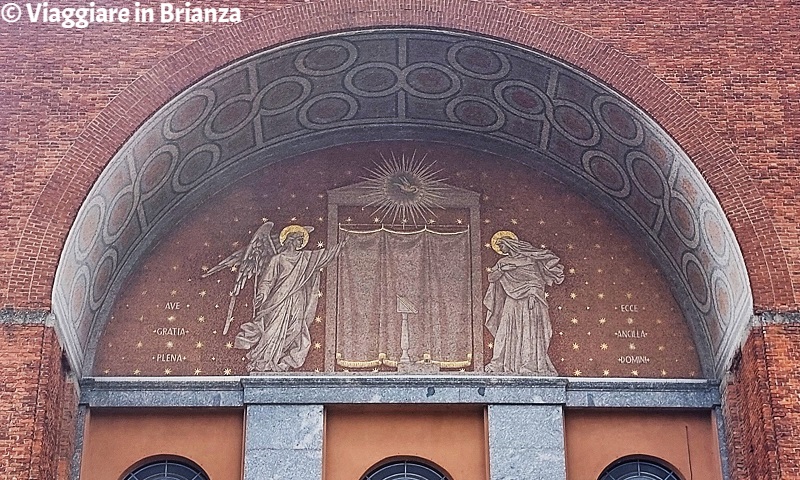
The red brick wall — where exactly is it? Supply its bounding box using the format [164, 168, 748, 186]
[762, 324, 800, 479]
[2, 1, 799, 479]
[1, 0, 798, 310]
[724, 324, 800, 479]
[0, 324, 75, 479]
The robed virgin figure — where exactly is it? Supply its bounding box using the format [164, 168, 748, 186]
[484, 231, 564, 375]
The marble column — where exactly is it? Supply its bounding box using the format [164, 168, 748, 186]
[487, 404, 566, 480]
[243, 404, 324, 480]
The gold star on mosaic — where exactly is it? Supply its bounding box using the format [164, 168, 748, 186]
[133, 369, 141, 375]
[318, 216, 324, 222]
[568, 268, 576, 274]
[626, 292, 633, 299]
[223, 368, 232, 375]
[231, 265, 238, 272]
[658, 345, 665, 351]
[570, 292, 577, 299]
[600, 343, 608, 350]
[538, 219, 545, 225]
[597, 293, 605, 299]
[572, 343, 579, 350]
[198, 316, 205, 323]
[103, 369, 110, 374]
[164, 368, 172, 375]
[511, 218, 518, 225]
[262, 217, 269, 223]
[232, 241, 240, 247]
[316, 291, 323, 298]
[167, 315, 176, 322]
[631, 370, 639, 376]
[486, 267, 492, 273]
[602, 369, 610, 376]
[661, 369, 668, 377]
[196, 341, 204, 349]
[567, 244, 574, 250]
[373, 217, 381, 223]
[194, 368, 202, 375]
[629, 343, 636, 350]
[599, 317, 607, 325]
[627, 317, 634, 325]
[573, 369, 582, 376]
[136, 341, 143, 348]
[171, 290, 177, 296]
[166, 341, 174, 349]
[544, 292, 550, 298]
[484, 243, 491, 249]
[141, 290, 148, 296]
[199, 290, 207, 297]
[317, 241, 324, 248]
[315, 316, 323, 323]
[456, 218, 463, 224]
[571, 317, 578, 324]
[313, 342, 322, 350]
[488, 342, 494, 349]
[225, 342, 234, 349]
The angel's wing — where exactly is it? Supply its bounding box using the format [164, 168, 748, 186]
[201, 221, 279, 334]
[234, 221, 279, 297]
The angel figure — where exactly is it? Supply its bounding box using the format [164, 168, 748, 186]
[484, 230, 564, 375]
[203, 222, 345, 372]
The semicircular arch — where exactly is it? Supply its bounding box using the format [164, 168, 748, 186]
[16, 2, 770, 379]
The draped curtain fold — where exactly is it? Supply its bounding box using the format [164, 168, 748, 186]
[336, 228, 472, 365]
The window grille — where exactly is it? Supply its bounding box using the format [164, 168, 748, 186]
[363, 459, 449, 480]
[599, 458, 681, 480]
[123, 459, 208, 480]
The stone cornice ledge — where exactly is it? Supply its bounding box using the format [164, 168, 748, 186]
[80, 376, 720, 409]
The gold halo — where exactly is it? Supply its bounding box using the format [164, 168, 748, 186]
[279, 225, 309, 248]
[490, 230, 518, 255]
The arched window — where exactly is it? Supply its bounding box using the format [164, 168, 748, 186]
[363, 459, 449, 480]
[599, 458, 682, 480]
[123, 459, 208, 480]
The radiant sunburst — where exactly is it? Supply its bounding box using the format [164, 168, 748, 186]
[360, 152, 447, 226]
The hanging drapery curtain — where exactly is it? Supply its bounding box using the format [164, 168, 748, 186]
[335, 226, 473, 368]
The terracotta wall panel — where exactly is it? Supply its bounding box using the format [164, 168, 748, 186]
[564, 409, 722, 480]
[80, 409, 244, 480]
[324, 406, 487, 480]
